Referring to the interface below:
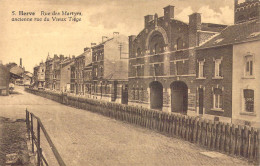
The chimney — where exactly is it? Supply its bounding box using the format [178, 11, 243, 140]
[144, 15, 153, 28]
[129, 35, 136, 58]
[60, 54, 64, 60]
[20, 58, 22, 67]
[164, 5, 175, 21]
[91, 43, 96, 47]
[113, 32, 119, 38]
[189, 13, 201, 31]
[102, 36, 108, 42]
[84, 47, 90, 52]
[189, 13, 201, 47]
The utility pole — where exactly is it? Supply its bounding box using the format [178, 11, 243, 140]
[118, 43, 129, 59]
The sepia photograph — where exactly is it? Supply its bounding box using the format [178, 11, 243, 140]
[0, 0, 259, 165]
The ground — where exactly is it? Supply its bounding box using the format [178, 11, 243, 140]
[0, 116, 31, 165]
[0, 86, 252, 166]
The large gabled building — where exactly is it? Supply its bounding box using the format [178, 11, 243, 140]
[128, 5, 227, 114]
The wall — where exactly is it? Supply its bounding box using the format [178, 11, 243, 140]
[196, 45, 233, 120]
[232, 40, 260, 128]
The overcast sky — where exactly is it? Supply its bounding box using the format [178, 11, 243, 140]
[0, 0, 238, 72]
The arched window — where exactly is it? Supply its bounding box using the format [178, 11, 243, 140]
[149, 34, 165, 54]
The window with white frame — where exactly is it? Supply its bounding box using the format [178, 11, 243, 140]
[214, 58, 222, 78]
[243, 89, 254, 112]
[198, 61, 205, 78]
[213, 88, 223, 110]
[245, 55, 253, 77]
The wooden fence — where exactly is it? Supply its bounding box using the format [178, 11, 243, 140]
[25, 88, 260, 164]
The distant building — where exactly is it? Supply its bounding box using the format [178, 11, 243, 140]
[33, 62, 45, 89]
[52, 54, 64, 91]
[60, 58, 74, 92]
[74, 54, 85, 95]
[91, 32, 129, 104]
[83, 47, 93, 97]
[0, 64, 10, 96]
[45, 54, 53, 89]
[128, 5, 226, 113]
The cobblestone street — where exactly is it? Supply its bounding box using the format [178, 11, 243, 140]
[0, 86, 251, 166]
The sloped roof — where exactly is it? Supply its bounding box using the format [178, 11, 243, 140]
[9, 66, 24, 76]
[103, 71, 128, 80]
[199, 20, 260, 49]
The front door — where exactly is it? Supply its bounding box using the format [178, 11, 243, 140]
[198, 88, 204, 115]
[172, 90, 184, 113]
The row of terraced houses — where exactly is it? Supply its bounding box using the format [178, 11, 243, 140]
[32, 0, 260, 127]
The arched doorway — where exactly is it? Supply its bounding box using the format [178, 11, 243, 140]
[150, 81, 163, 110]
[171, 81, 188, 114]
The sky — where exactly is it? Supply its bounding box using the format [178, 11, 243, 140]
[0, 0, 238, 73]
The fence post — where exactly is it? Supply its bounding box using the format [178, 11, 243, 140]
[37, 120, 41, 166]
[31, 114, 34, 153]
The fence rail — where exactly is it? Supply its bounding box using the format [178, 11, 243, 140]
[25, 88, 260, 164]
[26, 109, 66, 166]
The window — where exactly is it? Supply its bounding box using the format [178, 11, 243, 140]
[244, 89, 254, 112]
[198, 61, 205, 78]
[214, 58, 222, 78]
[137, 48, 141, 57]
[213, 88, 223, 110]
[245, 55, 253, 77]
[176, 37, 183, 50]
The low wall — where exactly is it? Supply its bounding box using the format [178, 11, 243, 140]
[25, 88, 259, 164]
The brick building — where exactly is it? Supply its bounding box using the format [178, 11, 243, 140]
[83, 47, 93, 97]
[128, 5, 226, 114]
[33, 62, 45, 89]
[74, 54, 85, 95]
[52, 54, 65, 91]
[60, 57, 74, 92]
[91, 33, 128, 104]
[195, 0, 260, 124]
[0, 64, 10, 96]
[45, 54, 53, 89]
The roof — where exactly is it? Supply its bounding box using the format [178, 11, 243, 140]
[92, 38, 114, 49]
[103, 71, 128, 80]
[9, 66, 24, 76]
[199, 20, 260, 49]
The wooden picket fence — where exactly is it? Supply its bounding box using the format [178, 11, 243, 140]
[25, 88, 260, 164]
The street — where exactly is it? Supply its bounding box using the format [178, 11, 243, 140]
[0, 86, 250, 166]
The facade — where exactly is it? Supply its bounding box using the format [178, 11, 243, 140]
[52, 54, 65, 91]
[45, 54, 53, 89]
[232, 37, 260, 127]
[60, 58, 74, 92]
[234, 0, 260, 24]
[128, 5, 226, 114]
[33, 62, 45, 89]
[0, 64, 10, 96]
[83, 47, 93, 97]
[91, 32, 129, 104]
[195, 0, 260, 124]
[74, 54, 85, 95]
